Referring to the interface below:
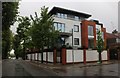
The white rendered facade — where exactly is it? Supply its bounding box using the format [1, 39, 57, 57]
[53, 14, 86, 48]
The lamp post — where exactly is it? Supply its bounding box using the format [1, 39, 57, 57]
[71, 28, 74, 64]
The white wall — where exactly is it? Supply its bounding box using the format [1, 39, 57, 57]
[27, 54, 31, 60]
[102, 50, 107, 60]
[66, 50, 73, 63]
[48, 52, 53, 62]
[32, 54, 34, 60]
[35, 53, 37, 60]
[43, 52, 46, 61]
[66, 50, 83, 63]
[38, 53, 41, 61]
[74, 50, 83, 62]
[54, 17, 81, 47]
[86, 50, 108, 62]
[86, 50, 98, 61]
[27, 50, 107, 63]
[28, 52, 53, 62]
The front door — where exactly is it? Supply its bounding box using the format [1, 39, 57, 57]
[56, 50, 62, 63]
[109, 49, 118, 60]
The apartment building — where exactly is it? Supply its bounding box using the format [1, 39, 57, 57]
[49, 7, 106, 49]
[27, 7, 108, 64]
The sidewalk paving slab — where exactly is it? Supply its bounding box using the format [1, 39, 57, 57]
[25, 60, 118, 70]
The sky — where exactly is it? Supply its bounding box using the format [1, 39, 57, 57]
[10, 0, 119, 34]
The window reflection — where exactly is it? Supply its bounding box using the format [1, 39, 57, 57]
[74, 38, 79, 45]
[56, 13, 80, 21]
[53, 22, 65, 32]
[75, 16, 79, 21]
[88, 26, 93, 36]
[74, 25, 79, 32]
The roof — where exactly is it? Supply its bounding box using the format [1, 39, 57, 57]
[115, 33, 120, 38]
[109, 43, 120, 49]
[106, 33, 119, 39]
[49, 7, 91, 18]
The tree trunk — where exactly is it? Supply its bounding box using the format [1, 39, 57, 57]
[2, 45, 9, 59]
[23, 39, 26, 60]
[41, 48, 44, 63]
[98, 52, 102, 63]
[22, 47, 26, 60]
[16, 55, 18, 59]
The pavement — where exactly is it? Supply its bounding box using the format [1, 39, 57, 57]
[25, 60, 117, 69]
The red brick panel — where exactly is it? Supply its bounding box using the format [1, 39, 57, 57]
[107, 49, 110, 60]
[102, 28, 107, 49]
[53, 49, 57, 64]
[34, 53, 35, 60]
[83, 49, 86, 64]
[81, 20, 88, 48]
[30, 54, 32, 61]
[37, 53, 39, 61]
[81, 20, 96, 48]
[62, 48, 66, 65]
[46, 52, 48, 63]
[93, 25, 96, 48]
[87, 21, 96, 48]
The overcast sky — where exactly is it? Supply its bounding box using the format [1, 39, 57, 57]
[10, 0, 119, 34]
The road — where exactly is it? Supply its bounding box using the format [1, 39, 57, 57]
[2, 59, 120, 78]
[2, 59, 57, 77]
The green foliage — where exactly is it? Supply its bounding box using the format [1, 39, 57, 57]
[30, 6, 59, 49]
[2, 2, 19, 59]
[30, 6, 59, 62]
[17, 16, 30, 41]
[14, 16, 31, 59]
[2, 2, 19, 30]
[12, 35, 21, 59]
[96, 30, 104, 63]
[13, 6, 58, 61]
[2, 29, 13, 59]
[96, 30, 104, 53]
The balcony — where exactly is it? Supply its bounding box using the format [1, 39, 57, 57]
[59, 32, 72, 37]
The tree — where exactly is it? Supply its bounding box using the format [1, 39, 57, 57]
[16, 16, 31, 59]
[2, 2, 19, 59]
[2, 29, 13, 59]
[112, 29, 118, 34]
[12, 35, 21, 59]
[30, 6, 58, 63]
[96, 30, 104, 64]
[2, 2, 19, 30]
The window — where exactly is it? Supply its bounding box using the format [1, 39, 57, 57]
[67, 14, 74, 20]
[56, 13, 67, 19]
[88, 26, 93, 36]
[75, 16, 79, 21]
[54, 23, 57, 30]
[74, 25, 79, 32]
[64, 14, 67, 19]
[57, 13, 61, 18]
[102, 32, 104, 40]
[61, 13, 64, 18]
[53, 22, 65, 32]
[88, 39, 94, 48]
[74, 38, 79, 45]
[61, 24, 65, 32]
[58, 23, 62, 32]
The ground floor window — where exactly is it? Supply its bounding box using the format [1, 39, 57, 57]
[74, 38, 79, 45]
[88, 38, 94, 49]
